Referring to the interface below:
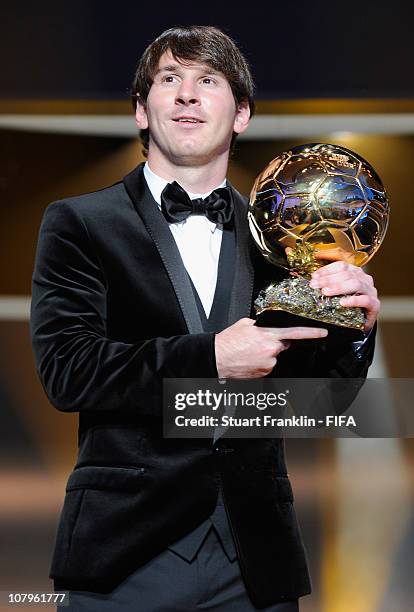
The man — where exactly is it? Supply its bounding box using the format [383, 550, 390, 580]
[30, 25, 379, 611]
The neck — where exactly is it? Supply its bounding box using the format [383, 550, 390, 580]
[146, 151, 229, 193]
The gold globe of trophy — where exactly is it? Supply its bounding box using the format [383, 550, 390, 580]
[248, 143, 389, 340]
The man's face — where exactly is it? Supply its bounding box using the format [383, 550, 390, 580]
[135, 50, 250, 167]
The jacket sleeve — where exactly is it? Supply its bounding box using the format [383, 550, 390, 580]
[275, 323, 377, 420]
[30, 200, 218, 415]
[310, 324, 376, 379]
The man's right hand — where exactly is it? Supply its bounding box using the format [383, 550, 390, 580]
[214, 317, 328, 379]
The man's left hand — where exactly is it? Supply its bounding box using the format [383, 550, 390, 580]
[309, 250, 380, 332]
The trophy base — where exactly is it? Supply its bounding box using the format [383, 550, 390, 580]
[254, 277, 366, 342]
[255, 308, 366, 342]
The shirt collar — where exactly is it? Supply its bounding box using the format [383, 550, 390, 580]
[143, 162, 227, 208]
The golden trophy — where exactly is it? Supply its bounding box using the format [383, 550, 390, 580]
[248, 143, 389, 340]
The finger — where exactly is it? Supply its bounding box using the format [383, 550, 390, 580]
[340, 295, 380, 332]
[339, 294, 380, 312]
[311, 260, 355, 277]
[310, 273, 356, 289]
[313, 264, 372, 286]
[262, 326, 328, 340]
[314, 247, 354, 263]
[322, 279, 377, 298]
[317, 279, 363, 296]
[276, 340, 291, 353]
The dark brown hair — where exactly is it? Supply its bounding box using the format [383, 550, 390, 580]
[131, 25, 255, 155]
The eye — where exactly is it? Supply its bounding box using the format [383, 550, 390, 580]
[201, 77, 216, 85]
[162, 74, 179, 83]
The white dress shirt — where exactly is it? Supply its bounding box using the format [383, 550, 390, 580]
[144, 162, 225, 318]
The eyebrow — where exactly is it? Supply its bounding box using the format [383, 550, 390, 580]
[154, 63, 221, 77]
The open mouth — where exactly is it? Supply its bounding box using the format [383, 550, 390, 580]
[172, 118, 205, 124]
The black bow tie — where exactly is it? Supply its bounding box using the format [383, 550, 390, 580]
[160, 181, 233, 225]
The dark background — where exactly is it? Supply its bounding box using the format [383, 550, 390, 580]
[1, 0, 413, 100]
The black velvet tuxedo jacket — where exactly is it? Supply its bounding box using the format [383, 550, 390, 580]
[30, 163, 375, 608]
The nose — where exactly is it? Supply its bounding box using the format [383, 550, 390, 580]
[175, 79, 200, 106]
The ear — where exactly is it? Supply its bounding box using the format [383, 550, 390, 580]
[233, 100, 251, 135]
[135, 96, 148, 130]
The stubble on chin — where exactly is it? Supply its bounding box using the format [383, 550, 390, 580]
[167, 141, 212, 166]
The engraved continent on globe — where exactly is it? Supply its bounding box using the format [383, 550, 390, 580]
[248, 143, 389, 335]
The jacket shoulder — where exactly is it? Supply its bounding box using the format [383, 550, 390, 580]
[45, 181, 129, 217]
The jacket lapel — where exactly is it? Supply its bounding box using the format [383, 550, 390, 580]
[123, 164, 204, 334]
[227, 183, 254, 325]
[123, 164, 254, 335]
